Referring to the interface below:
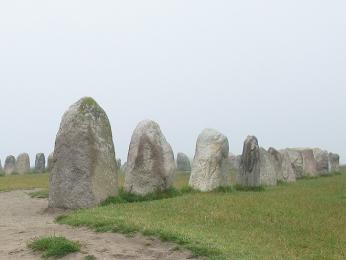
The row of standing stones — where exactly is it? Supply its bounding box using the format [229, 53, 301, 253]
[0, 153, 53, 175]
[5, 97, 338, 209]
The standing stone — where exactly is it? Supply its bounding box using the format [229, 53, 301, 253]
[0, 159, 2, 173]
[176, 153, 191, 171]
[121, 162, 127, 172]
[268, 148, 295, 183]
[329, 153, 340, 172]
[15, 153, 30, 175]
[238, 136, 277, 187]
[189, 129, 229, 191]
[4, 155, 16, 175]
[49, 97, 118, 209]
[313, 148, 329, 175]
[47, 153, 54, 172]
[116, 159, 121, 169]
[284, 149, 304, 178]
[35, 153, 46, 173]
[124, 120, 176, 195]
[301, 149, 318, 177]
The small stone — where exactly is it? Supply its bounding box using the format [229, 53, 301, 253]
[35, 153, 46, 173]
[176, 153, 191, 171]
[15, 153, 30, 175]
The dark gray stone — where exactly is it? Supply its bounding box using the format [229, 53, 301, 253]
[4, 155, 16, 175]
[35, 153, 46, 173]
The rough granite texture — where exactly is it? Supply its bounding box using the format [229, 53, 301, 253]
[268, 148, 296, 183]
[124, 120, 176, 196]
[15, 153, 30, 175]
[35, 153, 46, 173]
[284, 149, 304, 178]
[176, 153, 191, 171]
[47, 153, 54, 172]
[4, 155, 16, 175]
[313, 148, 330, 175]
[328, 153, 340, 172]
[189, 129, 229, 191]
[49, 97, 118, 209]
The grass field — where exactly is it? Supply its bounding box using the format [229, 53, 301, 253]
[0, 173, 49, 192]
[1, 169, 345, 259]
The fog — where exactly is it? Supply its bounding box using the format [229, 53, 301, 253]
[0, 1, 345, 165]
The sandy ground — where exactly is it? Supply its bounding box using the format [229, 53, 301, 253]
[0, 190, 198, 260]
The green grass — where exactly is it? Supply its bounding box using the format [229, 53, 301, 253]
[29, 189, 49, 199]
[28, 236, 80, 258]
[0, 173, 49, 192]
[57, 170, 346, 260]
[84, 255, 96, 260]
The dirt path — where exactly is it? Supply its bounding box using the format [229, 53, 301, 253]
[0, 190, 197, 260]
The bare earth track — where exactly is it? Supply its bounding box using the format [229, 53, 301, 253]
[0, 190, 197, 260]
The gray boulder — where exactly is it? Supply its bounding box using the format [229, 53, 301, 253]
[124, 120, 176, 196]
[329, 153, 340, 172]
[176, 153, 191, 171]
[47, 153, 54, 172]
[284, 149, 304, 178]
[301, 149, 318, 177]
[268, 148, 295, 183]
[4, 155, 16, 175]
[284, 148, 318, 177]
[313, 148, 329, 175]
[229, 153, 241, 171]
[15, 153, 30, 175]
[35, 153, 46, 173]
[189, 129, 229, 191]
[49, 97, 118, 209]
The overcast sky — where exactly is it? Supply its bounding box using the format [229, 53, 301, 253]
[0, 1, 345, 165]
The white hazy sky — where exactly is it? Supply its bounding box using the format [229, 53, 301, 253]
[0, 1, 345, 165]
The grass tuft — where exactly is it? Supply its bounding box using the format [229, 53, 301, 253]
[29, 189, 49, 199]
[84, 255, 97, 260]
[234, 185, 266, 192]
[28, 236, 80, 258]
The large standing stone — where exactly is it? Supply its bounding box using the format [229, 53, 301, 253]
[47, 153, 54, 172]
[268, 148, 296, 183]
[328, 153, 340, 172]
[121, 162, 127, 172]
[176, 153, 191, 171]
[189, 129, 229, 191]
[229, 153, 241, 175]
[284, 148, 318, 177]
[313, 148, 330, 175]
[301, 149, 318, 177]
[15, 153, 30, 175]
[238, 136, 277, 187]
[4, 155, 16, 175]
[116, 159, 122, 170]
[124, 120, 176, 195]
[35, 153, 46, 173]
[49, 97, 118, 209]
[284, 149, 304, 178]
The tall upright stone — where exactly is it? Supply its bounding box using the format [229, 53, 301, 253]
[268, 148, 295, 183]
[15, 153, 30, 175]
[176, 153, 191, 171]
[47, 153, 54, 172]
[301, 149, 318, 177]
[4, 155, 16, 175]
[238, 136, 277, 187]
[284, 149, 304, 178]
[313, 148, 329, 175]
[49, 97, 118, 209]
[35, 153, 46, 173]
[116, 159, 121, 170]
[124, 120, 176, 196]
[189, 129, 229, 191]
[329, 153, 340, 172]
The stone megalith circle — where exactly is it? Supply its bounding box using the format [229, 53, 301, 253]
[328, 153, 340, 172]
[124, 120, 176, 196]
[4, 155, 16, 175]
[189, 128, 230, 191]
[47, 152, 54, 172]
[176, 153, 191, 171]
[35, 153, 46, 173]
[48, 97, 118, 209]
[313, 148, 329, 175]
[16, 153, 30, 175]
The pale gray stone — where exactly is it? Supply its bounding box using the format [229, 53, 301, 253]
[49, 97, 118, 209]
[328, 153, 340, 172]
[229, 153, 241, 171]
[121, 162, 127, 172]
[35, 153, 46, 173]
[313, 148, 329, 175]
[117, 159, 122, 170]
[15, 153, 30, 175]
[189, 128, 229, 191]
[268, 148, 296, 183]
[47, 153, 54, 172]
[4, 155, 16, 175]
[301, 149, 318, 177]
[284, 148, 318, 177]
[124, 120, 176, 196]
[176, 153, 191, 171]
[284, 149, 304, 178]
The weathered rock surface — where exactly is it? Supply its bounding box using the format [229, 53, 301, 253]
[176, 153, 191, 171]
[4, 156, 16, 175]
[124, 120, 176, 196]
[15, 153, 30, 175]
[47, 153, 54, 172]
[313, 148, 330, 175]
[189, 129, 229, 191]
[117, 159, 122, 170]
[35, 153, 46, 173]
[49, 97, 118, 209]
[284, 149, 304, 178]
[301, 149, 318, 177]
[259, 148, 277, 186]
[268, 148, 296, 183]
[329, 153, 340, 172]
[0, 159, 2, 172]
[229, 153, 241, 172]
[121, 162, 127, 172]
